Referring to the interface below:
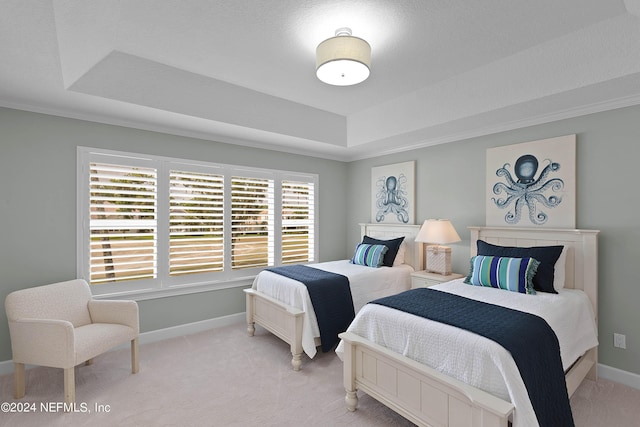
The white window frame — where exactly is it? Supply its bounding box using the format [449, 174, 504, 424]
[77, 147, 319, 299]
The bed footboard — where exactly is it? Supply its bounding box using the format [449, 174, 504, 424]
[244, 288, 305, 370]
[339, 331, 514, 427]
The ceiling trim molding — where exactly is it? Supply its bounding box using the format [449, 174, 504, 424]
[344, 92, 640, 161]
[3, 90, 640, 164]
[0, 100, 350, 162]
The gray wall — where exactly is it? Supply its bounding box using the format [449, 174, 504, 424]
[0, 107, 349, 361]
[346, 104, 640, 376]
[2, 104, 639, 377]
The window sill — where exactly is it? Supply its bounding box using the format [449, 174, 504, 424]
[92, 276, 256, 301]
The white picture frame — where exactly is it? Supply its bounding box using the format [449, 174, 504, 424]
[486, 134, 576, 228]
[371, 161, 415, 225]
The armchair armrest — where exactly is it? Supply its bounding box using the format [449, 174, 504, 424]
[8, 319, 75, 368]
[88, 299, 139, 334]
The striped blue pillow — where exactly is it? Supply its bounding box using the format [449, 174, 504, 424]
[464, 255, 539, 294]
[350, 243, 389, 267]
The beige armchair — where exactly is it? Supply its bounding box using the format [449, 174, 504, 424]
[5, 279, 139, 406]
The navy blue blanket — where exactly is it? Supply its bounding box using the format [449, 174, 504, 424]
[371, 288, 573, 427]
[266, 265, 354, 352]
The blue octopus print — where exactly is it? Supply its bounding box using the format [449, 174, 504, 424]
[375, 174, 410, 223]
[491, 154, 564, 225]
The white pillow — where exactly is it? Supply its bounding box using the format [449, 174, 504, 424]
[392, 241, 406, 266]
[553, 245, 568, 291]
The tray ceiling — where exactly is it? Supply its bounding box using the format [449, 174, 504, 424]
[1, 0, 640, 160]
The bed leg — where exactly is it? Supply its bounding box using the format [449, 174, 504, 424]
[345, 390, 358, 412]
[341, 334, 358, 411]
[245, 290, 255, 337]
[290, 313, 304, 371]
[291, 352, 302, 371]
[587, 347, 598, 381]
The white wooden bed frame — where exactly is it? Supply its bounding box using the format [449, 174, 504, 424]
[244, 223, 424, 370]
[339, 226, 599, 427]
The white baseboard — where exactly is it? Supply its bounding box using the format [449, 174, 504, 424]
[0, 312, 245, 377]
[598, 363, 640, 390]
[136, 312, 245, 346]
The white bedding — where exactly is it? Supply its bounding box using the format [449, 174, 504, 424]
[252, 260, 414, 358]
[335, 279, 598, 427]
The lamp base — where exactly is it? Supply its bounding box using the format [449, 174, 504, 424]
[426, 246, 452, 275]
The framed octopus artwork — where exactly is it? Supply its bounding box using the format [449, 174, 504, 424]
[371, 161, 415, 224]
[486, 134, 576, 228]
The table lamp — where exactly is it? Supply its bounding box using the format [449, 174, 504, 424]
[415, 219, 461, 275]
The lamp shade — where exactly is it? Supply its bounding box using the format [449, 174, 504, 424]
[316, 28, 370, 86]
[415, 219, 461, 245]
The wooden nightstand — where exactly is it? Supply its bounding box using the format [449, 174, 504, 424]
[411, 271, 465, 289]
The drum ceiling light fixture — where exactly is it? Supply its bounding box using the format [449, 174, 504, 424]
[316, 27, 371, 86]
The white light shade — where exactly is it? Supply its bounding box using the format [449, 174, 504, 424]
[316, 28, 371, 86]
[415, 219, 461, 245]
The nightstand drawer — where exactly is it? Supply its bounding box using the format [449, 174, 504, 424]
[410, 271, 465, 289]
[411, 276, 444, 288]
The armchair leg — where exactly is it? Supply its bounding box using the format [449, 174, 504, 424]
[131, 338, 139, 374]
[63, 367, 75, 410]
[13, 363, 25, 399]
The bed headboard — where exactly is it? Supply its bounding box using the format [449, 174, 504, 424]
[359, 223, 424, 271]
[469, 227, 599, 317]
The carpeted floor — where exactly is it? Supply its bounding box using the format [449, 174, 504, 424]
[0, 322, 638, 426]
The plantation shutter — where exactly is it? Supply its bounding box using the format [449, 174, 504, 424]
[80, 147, 319, 295]
[231, 175, 274, 269]
[89, 162, 157, 284]
[281, 179, 315, 265]
[169, 170, 224, 276]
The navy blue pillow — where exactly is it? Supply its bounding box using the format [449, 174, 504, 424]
[362, 235, 405, 267]
[476, 240, 563, 294]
